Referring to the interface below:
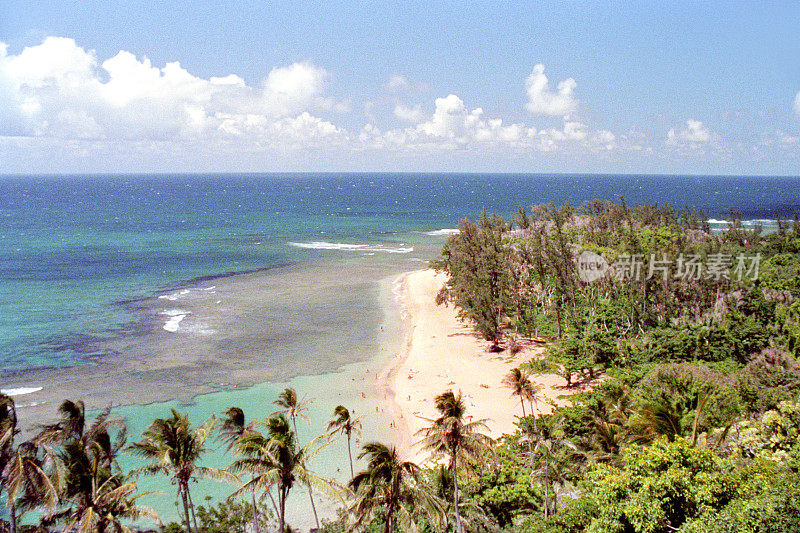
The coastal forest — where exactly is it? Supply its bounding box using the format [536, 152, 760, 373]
[3, 199, 800, 532]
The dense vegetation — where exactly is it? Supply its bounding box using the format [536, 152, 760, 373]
[3, 200, 800, 532]
[428, 200, 800, 532]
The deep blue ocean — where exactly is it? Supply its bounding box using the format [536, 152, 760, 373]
[1, 173, 799, 375]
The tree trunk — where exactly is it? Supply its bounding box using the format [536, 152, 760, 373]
[347, 432, 354, 478]
[179, 483, 193, 533]
[307, 484, 320, 529]
[384, 503, 394, 533]
[9, 499, 17, 533]
[292, 416, 320, 529]
[279, 485, 287, 533]
[187, 486, 199, 533]
[543, 454, 550, 519]
[555, 302, 563, 339]
[452, 459, 463, 533]
[266, 488, 280, 517]
[520, 397, 526, 418]
[250, 481, 261, 533]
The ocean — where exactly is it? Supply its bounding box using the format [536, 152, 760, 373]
[1, 173, 799, 527]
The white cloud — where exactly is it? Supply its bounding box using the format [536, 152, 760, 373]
[374, 93, 615, 154]
[407, 94, 529, 148]
[384, 74, 429, 94]
[524, 63, 578, 117]
[262, 61, 349, 116]
[0, 37, 347, 145]
[1, 37, 629, 168]
[393, 104, 425, 123]
[4, 36, 96, 87]
[666, 119, 716, 146]
[794, 91, 800, 116]
[385, 74, 410, 93]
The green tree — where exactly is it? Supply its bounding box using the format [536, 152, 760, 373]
[231, 414, 340, 533]
[502, 368, 542, 419]
[218, 407, 263, 533]
[581, 437, 734, 533]
[326, 405, 363, 478]
[417, 391, 494, 533]
[1, 394, 57, 533]
[520, 415, 576, 519]
[129, 410, 231, 533]
[193, 498, 273, 533]
[348, 442, 442, 533]
[35, 400, 154, 533]
[434, 212, 509, 348]
[271, 388, 320, 530]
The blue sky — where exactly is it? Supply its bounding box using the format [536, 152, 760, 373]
[1, 1, 799, 174]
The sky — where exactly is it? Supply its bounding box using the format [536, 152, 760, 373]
[0, 1, 799, 175]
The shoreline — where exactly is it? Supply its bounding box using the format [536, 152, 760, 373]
[380, 269, 574, 463]
[3, 259, 409, 435]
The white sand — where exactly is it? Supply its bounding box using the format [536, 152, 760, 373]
[380, 269, 574, 463]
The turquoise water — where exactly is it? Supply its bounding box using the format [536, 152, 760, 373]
[1, 173, 799, 372]
[1, 173, 799, 527]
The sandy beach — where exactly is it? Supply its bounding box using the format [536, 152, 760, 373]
[380, 269, 573, 463]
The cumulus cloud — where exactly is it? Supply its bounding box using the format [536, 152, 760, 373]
[524, 63, 578, 117]
[263, 61, 350, 116]
[666, 119, 716, 146]
[369, 93, 615, 153]
[0, 37, 347, 145]
[410, 94, 528, 147]
[1, 37, 625, 167]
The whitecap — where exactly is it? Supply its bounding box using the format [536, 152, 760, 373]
[707, 218, 778, 226]
[425, 228, 460, 236]
[742, 219, 777, 225]
[1, 387, 42, 396]
[288, 241, 413, 254]
[161, 309, 190, 332]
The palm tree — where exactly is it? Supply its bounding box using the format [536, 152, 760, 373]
[349, 442, 443, 533]
[271, 388, 321, 529]
[271, 388, 310, 436]
[521, 416, 576, 518]
[421, 465, 494, 531]
[218, 407, 264, 533]
[502, 367, 542, 419]
[2, 441, 58, 532]
[326, 405, 363, 478]
[218, 407, 249, 452]
[574, 388, 635, 465]
[1, 392, 17, 533]
[59, 471, 158, 533]
[231, 414, 341, 533]
[1, 394, 57, 533]
[35, 400, 146, 532]
[416, 390, 494, 533]
[128, 409, 233, 533]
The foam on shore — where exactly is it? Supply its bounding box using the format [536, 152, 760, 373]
[288, 241, 413, 253]
[1, 386, 43, 396]
[424, 228, 460, 236]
